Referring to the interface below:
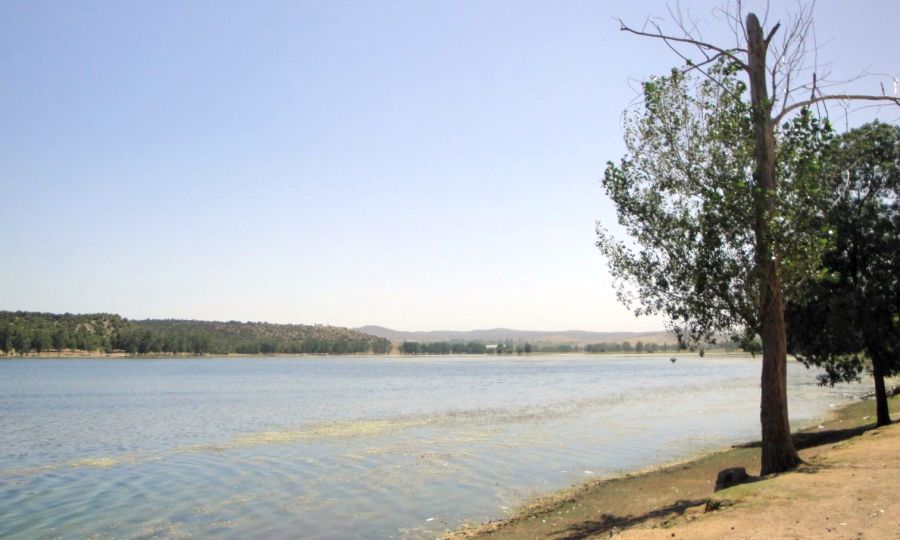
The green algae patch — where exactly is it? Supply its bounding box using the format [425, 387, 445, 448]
[230, 418, 428, 447]
[69, 457, 121, 468]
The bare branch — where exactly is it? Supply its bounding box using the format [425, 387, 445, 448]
[782, 69, 792, 112]
[681, 52, 732, 74]
[764, 22, 780, 44]
[620, 3, 898, 132]
[691, 61, 745, 102]
[775, 94, 900, 124]
[713, 1, 746, 52]
[617, 18, 749, 72]
[760, 0, 771, 30]
[736, 1, 748, 44]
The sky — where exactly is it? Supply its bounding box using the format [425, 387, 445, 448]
[1, 1, 898, 332]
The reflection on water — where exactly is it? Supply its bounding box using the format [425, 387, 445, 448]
[0, 355, 870, 539]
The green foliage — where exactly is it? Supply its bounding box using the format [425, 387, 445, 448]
[786, 122, 900, 385]
[597, 61, 831, 348]
[583, 341, 675, 353]
[399, 341, 487, 355]
[0, 312, 129, 356]
[774, 109, 835, 288]
[0, 311, 390, 356]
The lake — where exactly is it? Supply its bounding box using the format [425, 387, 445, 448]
[0, 355, 870, 539]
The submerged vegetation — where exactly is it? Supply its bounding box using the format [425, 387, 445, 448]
[0, 311, 390, 356]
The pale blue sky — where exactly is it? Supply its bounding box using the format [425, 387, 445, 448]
[1, 1, 898, 331]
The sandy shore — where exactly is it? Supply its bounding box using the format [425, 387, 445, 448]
[447, 394, 899, 540]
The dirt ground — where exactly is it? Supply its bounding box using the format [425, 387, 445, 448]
[448, 395, 899, 540]
[619, 421, 900, 540]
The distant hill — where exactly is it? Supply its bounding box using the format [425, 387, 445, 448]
[0, 311, 391, 355]
[355, 325, 676, 345]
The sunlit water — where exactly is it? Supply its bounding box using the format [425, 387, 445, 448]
[0, 355, 872, 539]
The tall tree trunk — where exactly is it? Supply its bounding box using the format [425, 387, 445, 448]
[746, 13, 802, 475]
[871, 355, 892, 427]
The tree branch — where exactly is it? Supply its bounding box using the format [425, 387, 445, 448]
[775, 94, 900, 124]
[781, 69, 792, 112]
[764, 22, 781, 45]
[617, 18, 749, 72]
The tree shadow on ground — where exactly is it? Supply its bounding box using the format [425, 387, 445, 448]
[793, 424, 877, 449]
[549, 424, 882, 539]
[550, 499, 707, 540]
[732, 423, 876, 450]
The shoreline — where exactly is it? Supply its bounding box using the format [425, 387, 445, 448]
[445, 391, 899, 539]
[0, 350, 757, 360]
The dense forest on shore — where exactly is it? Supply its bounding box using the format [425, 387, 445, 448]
[0, 311, 391, 356]
[398, 340, 695, 355]
[1, 311, 750, 358]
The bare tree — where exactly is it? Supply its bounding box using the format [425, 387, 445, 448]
[615, 2, 899, 474]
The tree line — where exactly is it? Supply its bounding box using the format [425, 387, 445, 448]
[0, 311, 391, 356]
[583, 341, 679, 353]
[399, 341, 488, 355]
[397, 340, 690, 355]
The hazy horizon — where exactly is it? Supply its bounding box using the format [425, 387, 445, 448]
[2, 1, 898, 332]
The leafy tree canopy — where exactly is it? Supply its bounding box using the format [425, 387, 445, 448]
[597, 61, 832, 350]
[786, 122, 900, 424]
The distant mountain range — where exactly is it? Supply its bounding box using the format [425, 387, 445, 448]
[355, 325, 676, 345]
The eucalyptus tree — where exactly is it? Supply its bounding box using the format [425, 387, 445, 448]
[787, 122, 900, 427]
[599, 4, 899, 474]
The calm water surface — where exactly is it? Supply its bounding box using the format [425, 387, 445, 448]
[0, 355, 870, 539]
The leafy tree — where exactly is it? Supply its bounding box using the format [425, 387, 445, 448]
[0, 321, 11, 354]
[465, 341, 486, 354]
[51, 327, 68, 352]
[11, 326, 32, 355]
[371, 338, 391, 354]
[598, 59, 833, 472]
[604, 4, 899, 473]
[31, 329, 50, 355]
[787, 122, 900, 426]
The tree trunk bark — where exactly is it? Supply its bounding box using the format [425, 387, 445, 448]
[872, 356, 892, 427]
[746, 13, 802, 475]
